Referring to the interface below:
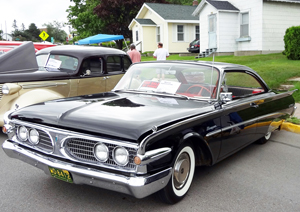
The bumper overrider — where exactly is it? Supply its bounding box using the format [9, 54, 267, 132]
[2, 139, 172, 198]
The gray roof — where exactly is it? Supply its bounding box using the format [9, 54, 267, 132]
[135, 19, 156, 25]
[145, 3, 198, 20]
[206, 0, 239, 11]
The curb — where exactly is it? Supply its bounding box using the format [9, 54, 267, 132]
[281, 122, 300, 134]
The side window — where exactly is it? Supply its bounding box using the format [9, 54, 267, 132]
[222, 72, 265, 98]
[80, 57, 103, 76]
[123, 56, 131, 71]
[107, 56, 121, 73]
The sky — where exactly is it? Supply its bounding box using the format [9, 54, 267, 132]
[0, 0, 74, 35]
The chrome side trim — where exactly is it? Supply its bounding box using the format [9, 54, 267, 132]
[21, 82, 68, 89]
[138, 147, 172, 165]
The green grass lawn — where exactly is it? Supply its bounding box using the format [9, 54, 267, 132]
[141, 53, 300, 102]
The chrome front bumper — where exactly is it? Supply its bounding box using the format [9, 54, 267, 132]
[2, 140, 172, 199]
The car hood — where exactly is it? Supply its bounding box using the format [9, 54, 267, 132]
[11, 92, 214, 141]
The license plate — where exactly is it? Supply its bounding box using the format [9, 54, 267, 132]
[49, 167, 73, 183]
[191, 46, 194, 48]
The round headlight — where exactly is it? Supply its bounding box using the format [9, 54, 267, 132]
[94, 143, 109, 162]
[2, 84, 9, 95]
[29, 129, 39, 145]
[113, 147, 129, 166]
[18, 126, 28, 141]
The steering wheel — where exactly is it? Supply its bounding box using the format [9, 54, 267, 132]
[185, 85, 212, 97]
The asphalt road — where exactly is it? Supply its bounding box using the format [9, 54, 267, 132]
[0, 130, 299, 212]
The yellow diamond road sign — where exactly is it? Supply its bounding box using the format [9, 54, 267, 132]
[39, 31, 49, 41]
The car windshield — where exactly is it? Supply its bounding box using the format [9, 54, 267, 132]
[36, 54, 78, 73]
[113, 62, 220, 100]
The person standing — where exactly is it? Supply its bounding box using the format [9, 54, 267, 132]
[128, 44, 141, 63]
[153, 42, 169, 60]
[153, 42, 169, 80]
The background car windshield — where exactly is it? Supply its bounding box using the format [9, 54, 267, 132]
[36, 54, 78, 73]
[114, 63, 220, 99]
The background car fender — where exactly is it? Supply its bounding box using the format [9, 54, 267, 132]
[10, 89, 65, 110]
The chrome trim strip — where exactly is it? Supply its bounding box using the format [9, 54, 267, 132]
[138, 147, 172, 165]
[138, 107, 216, 155]
[12, 120, 138, 149]
[2, 140, 172, 199]
[21, 82, 68, 89]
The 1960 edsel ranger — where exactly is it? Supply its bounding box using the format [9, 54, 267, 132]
[2, 61, 296, 204]
[0, 42, 131, 126]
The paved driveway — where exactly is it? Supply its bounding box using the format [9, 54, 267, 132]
[0, 131, 299, 212]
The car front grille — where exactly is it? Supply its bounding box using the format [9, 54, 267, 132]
[0, 84, 3, 101]
[65, 137, 137, 170]
[15, 125, 54, 153]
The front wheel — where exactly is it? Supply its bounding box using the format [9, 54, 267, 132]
[256, 131, 272, 144]
[158, 143, 195, 204]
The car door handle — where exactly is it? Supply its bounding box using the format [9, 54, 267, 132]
[250, 102, 259, 108]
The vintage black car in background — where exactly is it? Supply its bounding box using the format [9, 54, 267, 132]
[2, 61, 296, 204]
[0, 42, 131, 126]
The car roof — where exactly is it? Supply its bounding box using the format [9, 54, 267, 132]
[36, 45, 127, 57]
[135, 60, 255, 73]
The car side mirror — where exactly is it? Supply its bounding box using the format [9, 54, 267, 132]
[220, 92, 233, 102]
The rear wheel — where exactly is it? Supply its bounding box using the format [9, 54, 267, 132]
[256, 132, 272, 144]
[158, 143, 195, 204]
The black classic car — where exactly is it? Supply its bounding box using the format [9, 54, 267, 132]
[2, 61, 296, 204]
[0, 42, 131, 126]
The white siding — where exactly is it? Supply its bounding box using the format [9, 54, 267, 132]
[218, 12, 239, 52]
[199, 4, 218, 53]
[263, 2, 300, 52]
[228, 0, 263, 51]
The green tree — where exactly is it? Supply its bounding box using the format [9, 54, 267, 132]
[0, 30, 3, 40]
[67, 0, 104, 38]
[12, 19, 18, 32]
[43, 21, 68, 43]
[93, 0, 168, 49]
[26, 23, 41, 41]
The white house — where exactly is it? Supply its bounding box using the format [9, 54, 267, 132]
[128, 2, 199, 53]
[192, 0, 300, 56]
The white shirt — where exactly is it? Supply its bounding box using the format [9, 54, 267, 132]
[153, 48, 169, 60]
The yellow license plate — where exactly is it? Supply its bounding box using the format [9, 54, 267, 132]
[49, 167, 73, 183]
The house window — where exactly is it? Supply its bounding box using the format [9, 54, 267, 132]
[136, 31, 138, 41]
[156, 27, 161, 42]
[177, 25, 184, 41]
[240, 12, 249, 37]
[195, 25, 199, 40]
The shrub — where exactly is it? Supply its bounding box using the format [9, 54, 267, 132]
[283, 26, 300, 60]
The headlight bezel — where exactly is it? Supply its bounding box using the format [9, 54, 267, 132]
[2, 83, 22, 95]
[94, 143, 109, 162]
[17, 126, 28, 141]
[113, 146, 129, 166]
[28, 128, 39, 145]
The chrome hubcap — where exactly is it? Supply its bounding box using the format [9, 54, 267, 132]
[173, 152, 190, 189]
[265, 132, 271, 140]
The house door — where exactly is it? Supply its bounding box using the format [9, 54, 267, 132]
[135, 30, 141, 51]
[208, 14, 217, 49]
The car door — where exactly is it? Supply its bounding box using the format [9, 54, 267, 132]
[218, 71, 268, 160]
[104, 55, 131, 91]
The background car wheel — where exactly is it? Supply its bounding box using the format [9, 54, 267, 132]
[158, 143, 195, 204]
[256, 132, 272, 144]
